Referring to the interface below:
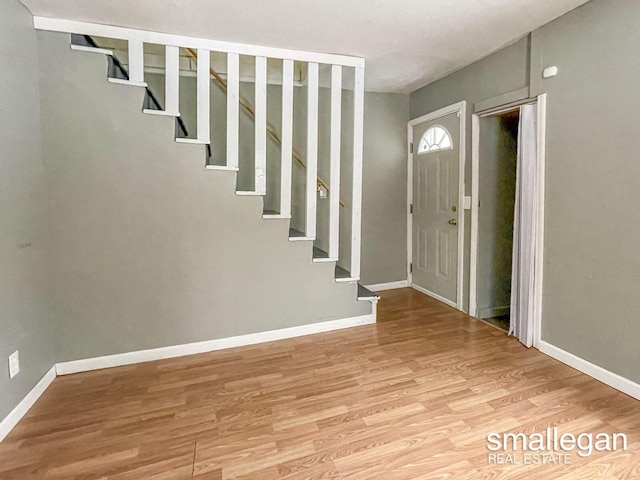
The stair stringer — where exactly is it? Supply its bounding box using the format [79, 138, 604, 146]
[37, 31, 372, 364]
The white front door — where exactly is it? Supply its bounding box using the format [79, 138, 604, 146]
[412, 112, 460, 305]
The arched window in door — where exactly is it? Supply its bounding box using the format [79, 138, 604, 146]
[418, 125, 452, 153]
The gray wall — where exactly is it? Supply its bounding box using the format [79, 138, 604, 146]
[0, 0, 55, 420]
[146, 73, 409, 285]
[410, 0, 640, 383]
[37, 31, 370, 363]
[360, 93, 408, 285]
[410, 36, 530, 312]
[476, 114, 518, 319]
[529, 0, 640, 382]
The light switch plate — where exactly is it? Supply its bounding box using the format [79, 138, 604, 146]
[464, 196, 472, 210]
[9, 351, 19, 379]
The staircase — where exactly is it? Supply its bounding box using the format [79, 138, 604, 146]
[34, 17, 378, 360]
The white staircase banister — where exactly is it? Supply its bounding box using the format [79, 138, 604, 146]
[33, 17, 364, 68]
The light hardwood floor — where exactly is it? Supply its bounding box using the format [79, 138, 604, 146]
[1, 288, 639, 479]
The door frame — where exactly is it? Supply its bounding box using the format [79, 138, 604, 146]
[469, 93, 547, 348]
[407, 100, 466, 311]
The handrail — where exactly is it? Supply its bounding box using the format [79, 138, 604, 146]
[185, 48, 345, 208]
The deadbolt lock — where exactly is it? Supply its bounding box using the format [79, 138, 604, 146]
[448, 218, 457, 226]
[452, 206, 457, 212]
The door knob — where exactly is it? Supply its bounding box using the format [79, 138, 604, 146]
[448, 218, 457, 226]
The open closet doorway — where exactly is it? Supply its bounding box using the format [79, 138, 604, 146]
[470, 94, 547, 348]
[474, 109, 519, 330]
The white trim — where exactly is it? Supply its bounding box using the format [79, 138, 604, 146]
[70, 44, 113, 55]
[358, 294, 380, 301]
[262, 214, 291, 219]
[469, 114, 480, 318]
[457, 104, 467, 310]
[107, 78, 147, 87]
[532, 94, 547, 348]
[406, 124, 413, 285]
[204, 165, 238, 172]
[312, 257, 338, 263]
[538, 341, 640, 401]
[407, 101, 466, 312]
[0, 366, 56, 443]
[55, 314, 376, 375]
[335, 277, 358, 283]
[288, 236, 314, 242]
[143, 109, 180, 117]
[235, 191, 263, 196]
[411, 284, 457, 309]
[365, 280, 409, 292]
[175, 138, 209, 145]
[34, 17, 365, 68]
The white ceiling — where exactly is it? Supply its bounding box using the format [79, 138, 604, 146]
[21, 0, 590, 93]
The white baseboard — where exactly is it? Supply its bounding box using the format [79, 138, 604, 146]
[411, 284, 457, 309]
[477, 305, 510, 319]
[538, 340, 640, 401]
[56, 313, 376, 375]
[0, 366, 56, 443]
[365, 280, 409, 292]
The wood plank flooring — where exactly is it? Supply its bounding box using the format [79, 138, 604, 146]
[1, 288, 639, 479]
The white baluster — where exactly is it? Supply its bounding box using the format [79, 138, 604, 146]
[280, 59, 294, 218]
[128, 39, 144, 84]
[329, 65, 342, 260]
[226, 53, 240, 169]
[350, 66, 365, 280]
[196, 49, 210, 144]
[255, 56, 267, 195]
[164, 45, 179, 116]
[306, 62, 319, 239]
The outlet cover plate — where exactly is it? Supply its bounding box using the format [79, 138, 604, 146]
[9, 351, 19, 379]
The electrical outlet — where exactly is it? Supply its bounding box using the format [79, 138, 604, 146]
[8, 351, 19, 379]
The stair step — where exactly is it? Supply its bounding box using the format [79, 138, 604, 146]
[357, 284, 380, 301]
[312, 246, 336, 263]
[108, 78, 148, 88]
[236, 191, 264, 196]
[205, 165, 239, 172]
[335, 264, 351, 279]
[335, 264, 358, 283]
[70, 44, 114, 56]
[175, 138, 210, 145]
[288, 227, 313, 241]
[263, 210, 290, 219]
[143, 109, 181, 117]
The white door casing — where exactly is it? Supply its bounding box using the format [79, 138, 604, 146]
[469, 94, 546, 348]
